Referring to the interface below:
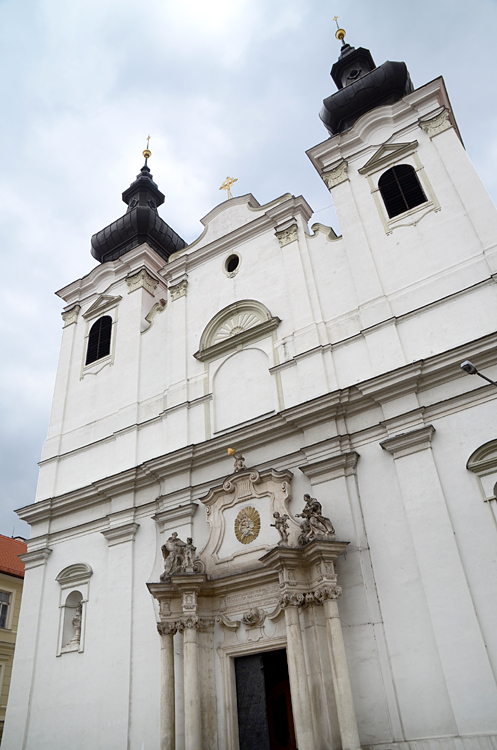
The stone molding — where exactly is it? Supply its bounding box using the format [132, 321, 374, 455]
[101, 522, 140, 546]
[241, 607, 266, 628]
[299, 451, 360, 482]
[169, 279, 188, 301]
[82, 294, 122, 320]
[61, 304, 81, 328]
[216, 613, 242, 630]
[152, 503, 198, 534]
[358, 141, 419, 176]
[419, 109, 452, 138]
[275, 223, 298, 248]
[19, 548, 52, 570]
[194, 298, 279, 362]
[126, 268, 158, 296]
[55, 563, 93, 587]
[321, 160, 348, 190]
[380, 424, 435, 458]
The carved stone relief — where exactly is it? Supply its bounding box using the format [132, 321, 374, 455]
[234, 506, 261, 544]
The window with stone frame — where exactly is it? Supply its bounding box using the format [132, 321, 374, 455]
[378, 164, 428, 218]
[0, 592, 10, 629]
[85, 315, 112, 365]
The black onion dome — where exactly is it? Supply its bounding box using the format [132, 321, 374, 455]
[91, 164, 186, 263]
[320, 42, 414, 136]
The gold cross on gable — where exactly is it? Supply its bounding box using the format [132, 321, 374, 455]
[219, 176, 238, 200]
[146, 135, 151, 149]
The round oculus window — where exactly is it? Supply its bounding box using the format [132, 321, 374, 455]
[225, 254, 240, 274]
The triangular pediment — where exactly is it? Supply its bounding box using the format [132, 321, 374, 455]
[358, 141, 418, 175]
[82, 294, 122, 320]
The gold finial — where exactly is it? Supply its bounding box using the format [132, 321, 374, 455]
[333, 15, 346, 44]
[219, 176, 238, 200]
[227, 448, 237, 456]
[143, 135, 151, 161]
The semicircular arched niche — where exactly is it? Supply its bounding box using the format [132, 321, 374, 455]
[194, 299, 281, 363]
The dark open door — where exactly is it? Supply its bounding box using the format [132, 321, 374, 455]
[235, 649, 296, 750]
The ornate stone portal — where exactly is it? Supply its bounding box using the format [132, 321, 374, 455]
[148, 465, 360, 750]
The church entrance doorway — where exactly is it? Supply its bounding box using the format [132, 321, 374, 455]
[234, 648, 296, 750]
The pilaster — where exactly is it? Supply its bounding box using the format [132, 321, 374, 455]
[381, 425, 497, 732]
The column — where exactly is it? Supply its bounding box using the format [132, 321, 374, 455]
[158, 622, 177, 750]
[282, 601, 316, 750]
[323, 593, 361, 750]
[182, 620, 202, 750]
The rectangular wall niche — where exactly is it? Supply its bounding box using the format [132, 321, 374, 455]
[235, 649, 296, 750]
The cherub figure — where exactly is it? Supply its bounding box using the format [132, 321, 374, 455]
[271, 511, 290, 545]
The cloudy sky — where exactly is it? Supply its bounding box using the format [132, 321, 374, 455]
[1, 0, 496, 539]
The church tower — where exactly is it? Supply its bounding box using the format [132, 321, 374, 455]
[4, 28, 497, 750]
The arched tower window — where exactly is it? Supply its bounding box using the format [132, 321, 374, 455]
[378, 164, 427, 218]
[86, 315, 112, 365]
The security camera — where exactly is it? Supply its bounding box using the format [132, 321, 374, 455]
[461, 360, 478, 375]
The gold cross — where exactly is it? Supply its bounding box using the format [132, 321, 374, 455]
[146, 135, 151, 149]
[219, 176, 238, 200]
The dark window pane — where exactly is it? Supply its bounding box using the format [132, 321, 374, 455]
[378, 164, 427, 218]
[86, 316, 112, 365]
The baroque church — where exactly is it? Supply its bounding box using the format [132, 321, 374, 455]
[4, 27, 497, 750]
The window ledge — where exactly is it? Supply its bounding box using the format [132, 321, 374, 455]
[386, 201, 439, 234]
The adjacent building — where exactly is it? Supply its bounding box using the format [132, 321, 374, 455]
[3, 32, 497, 750]
[0, 535, 26, 743]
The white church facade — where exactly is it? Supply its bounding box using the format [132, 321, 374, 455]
[3, 34, 497, 750]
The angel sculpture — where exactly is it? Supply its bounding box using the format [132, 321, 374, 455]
[271, 511, 290, 545]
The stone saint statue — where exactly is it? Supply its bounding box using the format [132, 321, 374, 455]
[160, 532, 205, 579]
[69, 602, 83, 645]
[296, 494, 335, 546]
[271, 511, 290, 545]
[161, 532, 187, 579]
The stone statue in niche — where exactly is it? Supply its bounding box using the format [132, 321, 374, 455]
[69, 602, 82, 645]
[271, 511, 290, 545]
[161, 532, 205, 579]
[296, 494, 336, 546]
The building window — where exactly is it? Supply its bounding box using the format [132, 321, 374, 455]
[378, 164, 427, 218]
[0, 592, 9, 629]
[85, 315, 112, 365]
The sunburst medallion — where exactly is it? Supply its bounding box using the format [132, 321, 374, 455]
[234, 506, 261, 545]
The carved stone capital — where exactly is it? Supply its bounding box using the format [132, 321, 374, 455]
[176, 616, 215, 632]
[275, 223, 298, 248]
[322, 161, 348, 190]
[419, 109, 452, 138]
[170, 279, 188, 300]
[279, 585, 341, 609]
[126, 268, 158, 296]
[157, 621, 177, 637]
[62, 305, 81, 328]
[380, 424, 435, 458]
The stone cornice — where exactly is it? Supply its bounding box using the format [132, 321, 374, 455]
[152, 503, 198, 532]
[17, 331, 497, 529]
[101, 522, 140, 546]
[56, 244, 168, 307]
[380, 425, 435, 458]
[299, 451, 360, 482]
[19, 548, 52, 570]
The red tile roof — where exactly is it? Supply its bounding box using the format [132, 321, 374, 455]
[0, 535, 27, 578]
